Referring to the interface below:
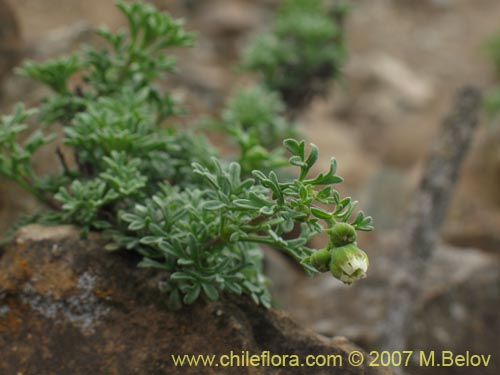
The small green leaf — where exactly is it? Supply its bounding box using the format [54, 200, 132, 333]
[305, 143, 319, 169]
[289, 155, 306, 167]
[317, 186, 332, 200]
[203, 200, 226, 210]
[138, 257, 170, 270]
[311, 207, 331, 220]
[259, 205, 275, 215]
[299, 185, 308, 201]
[225, 282, 242, 295]
[171, 272, 196, 282]
[140, 236, 161, 244]
[233, 199, 259, 210]
[283, 138, 301, 156]
[183, 285, 201, 305]
[202, 283, 219, 301]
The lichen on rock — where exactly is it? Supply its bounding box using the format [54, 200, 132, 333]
[0, 225, 393, 375]
[20, 271, 109, 334]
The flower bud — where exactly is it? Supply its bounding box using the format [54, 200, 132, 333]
[329, 244, 368, 284]
[328, 222, 357, 247]
[310, 248, 331, 272]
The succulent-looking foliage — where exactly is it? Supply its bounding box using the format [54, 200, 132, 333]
[0, 1, 372, 308]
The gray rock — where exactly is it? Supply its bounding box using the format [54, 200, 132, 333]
[198, 0, 261, 36]
[363, 167, 414, 230]
[29, 21, 94, 59]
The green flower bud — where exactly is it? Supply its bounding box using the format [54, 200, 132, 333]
[328, 222, 357, 247]
[329, 244, 368, 284]
[310, 248, 331, 272]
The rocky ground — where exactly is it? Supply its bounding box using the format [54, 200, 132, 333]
[0, 225, 395, 375]
[1, 0, 500, 374]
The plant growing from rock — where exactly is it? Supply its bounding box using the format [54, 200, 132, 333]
[242, 0, 349, 109]
[203, 84, 296, 176]
[0, 1, 372, 309]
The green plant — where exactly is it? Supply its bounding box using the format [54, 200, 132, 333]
[242, 0, 349, 109]
[2, 1, 212, 234]
[204, 84, 296, 176]
[108, 140, 373, 308]
[0, 1, 372, 308]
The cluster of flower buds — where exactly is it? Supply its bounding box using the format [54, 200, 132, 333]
[308, 223, 368, 284]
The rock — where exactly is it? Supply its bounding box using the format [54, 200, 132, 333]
[397, 0, 454, 10]
[349, 54, 435, 111]
[442, 207, 500, 253]
[264, 246, 301, 304]
[194, 0, 264, 58]
[430, 0, 453, 8]
[409, 247, 500, 375]
[334, 54, 438, 168]
[0, 0, 22, 88]
[0, 20, 99, 103]
[299, 98, 380, 193]
[274, 233, 500, 375]
[362, 167, 415, 231]
[28, 21, 94, 59]
[441, 125, 500, 253]
[368, 54, 435, 109]
[0, 224, 393, 375]
[198, 0, 261, 37]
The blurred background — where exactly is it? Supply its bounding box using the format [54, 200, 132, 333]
[1, 1, 499, 374]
